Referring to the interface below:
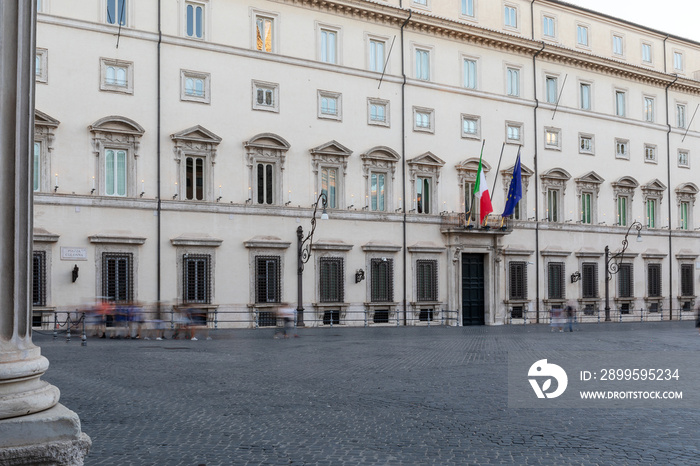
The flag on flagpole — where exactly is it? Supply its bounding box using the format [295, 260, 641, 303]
[501, 147, 522, 218]
[473, 149, 493, 224]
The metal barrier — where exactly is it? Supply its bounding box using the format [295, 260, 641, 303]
[33, 311, 87, 346]
[508, 306, 699, 325]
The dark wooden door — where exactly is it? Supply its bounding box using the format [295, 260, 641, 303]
[462, 253, 485, 326]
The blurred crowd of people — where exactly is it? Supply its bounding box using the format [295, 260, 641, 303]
[83, 301, 210, 341]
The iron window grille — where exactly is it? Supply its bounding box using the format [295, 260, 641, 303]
[32, 251, 47, 307]
[319, 257, 344, 303]
[416, 260, 438, 302]
[509, 261, 527, 300]
[547, 262, 565, 300]
[102, 253, 133, 303]
[617, 263, 633, 298]
[581, 262, 599, 298]
[183, 254, 211, 304]
[647, 263, 662, 298]
[255, 255, 280, 303]
[371, 258, 394, 302]
[681, 264, 694, 297]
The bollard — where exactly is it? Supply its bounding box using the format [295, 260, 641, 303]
[66, 315, 71, 342]
[364, 309, 368, 327]
[81, 312, 87, 346]
[53, 312, 58, 340]
[214, 308, 218, 330]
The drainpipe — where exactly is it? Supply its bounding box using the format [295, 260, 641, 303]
[399, 5, 411, 326]
[664, 73, 678, 319]
[532, 41, 545, 323]
[156, 0, 162, 316]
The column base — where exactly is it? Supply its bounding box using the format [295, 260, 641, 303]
[0, 404, 91, 465]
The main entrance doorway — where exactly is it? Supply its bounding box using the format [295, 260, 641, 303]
[461, 253, 485, 325]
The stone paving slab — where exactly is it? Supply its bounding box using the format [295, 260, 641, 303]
[37, 322, 700, 465]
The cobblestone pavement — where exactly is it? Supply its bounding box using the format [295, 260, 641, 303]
[37, 322, 699, 465]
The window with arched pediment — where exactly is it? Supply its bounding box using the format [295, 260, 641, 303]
[575, 171, 604, 225]
[361, 146, 400, 212]
[641, 179, 666, 229]
[244, 133, 290, 206]
[408, 152, 445, 215]
[675, 183, 698, 230]
[89, 116, 144, 198]
[34, 110, 59, 193]
[540, 168, 571, 223]
[457, 157, 491, 221]
[611, 176, 638, 227]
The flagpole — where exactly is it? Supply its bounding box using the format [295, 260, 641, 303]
[466, 140, 485, 226]
[490, 142, 506, 214]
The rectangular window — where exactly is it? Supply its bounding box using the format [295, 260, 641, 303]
[543, 16, 555, 38]
[186, 2, 204, 39]
[371, 172, 386, 211]
[181, 70, 210, 104]
[677, 104, 686, 128]
[644, 145, 657, 163]
[646, 199, 656, 228]
[100, 58, 133, 94]
[102, 253, 133, 302]
[414, 109, 433, 132]
[506, 67, 519, 96]
[581, 192, 592, 224]
[582, 262, 598, 299]
[618, 263, 633, 298]
[255, 256, 280, 303]
[580, 83, 591, 110]
[461, 0, 474, 17]
[369, 39, 385, 72]
[509, 261, 527, 300]
[252, 81, 278, 112]
[185, 76, 204, 97]
[185, 156, 204, 201]
[255, 15, 274, 52]
[673, 51, 683, 71]
[506, 123, 522, 143]
[643, 97, 654, 122]
[464, 59, 477, 89]
[320, 257, 344, 303]
[321, 167, 337, 209]
[618, 196, 628, 226]
[547, 262, 565, 300]
[547, 189, 559, 222]
[105, 149, 127, 197]
[33, 251, 47, 307]
[368, 98, 389, 127]
[680, 201, 689, 230]
[504, 5, 517, 28]
[642, 43, 652, 63]
[106, 0, 127, 26]
[415, 49, 430, 81]
[35, 48, 48, 83]
[183, 254, 210, 304]
[613, 35, 623, 55]
[681, 264, 694, 296]
[462, 116, 479, 138]
[416, 260, 437, 301]
[318, 90, 341, 120]
[33, 142, 41, 192]
[678, 150, 689, 167]
[615, 91, 626, 117]
[320, 28, 337, 64]
[579, 135, 593, 154]
[256, 162, 274, 205]
[648, 263, 662, 298]
[371, 258, 394, 302]
[417, 177, 431, 214]
[545, 129, 560, 149]
[545, 76, 558, 104]
[577, 25, 588, 46]
[615, 139, 629, 159]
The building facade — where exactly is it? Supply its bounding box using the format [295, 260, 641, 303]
[33, 0, 700, 328]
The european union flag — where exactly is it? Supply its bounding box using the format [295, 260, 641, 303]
[502, 148, 522, 218]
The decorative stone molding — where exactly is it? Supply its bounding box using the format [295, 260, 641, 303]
[641, 179, 666, 203]
[89, 231, 147, 245]
[407, 241, 446, 254]
[675, 182, 698, 206]
[244, 133, 291, 205]
[243, 235, 291, 249]
[170, 234, 223, 247]
[361, 241, 402, 252]
[311, 239, 353, 251]
[33, 227, 60, 243]
[171, 125, 222, 201]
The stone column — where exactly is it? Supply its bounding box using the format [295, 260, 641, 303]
[0, 2, 90, 464]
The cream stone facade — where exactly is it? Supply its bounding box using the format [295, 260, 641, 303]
[33, 0, 700, 328]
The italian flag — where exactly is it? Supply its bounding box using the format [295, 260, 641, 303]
[474, 150, 493, 224]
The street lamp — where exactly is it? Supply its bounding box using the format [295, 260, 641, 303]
[604, 220, 643, 321]
[296, 192, 328, 326]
